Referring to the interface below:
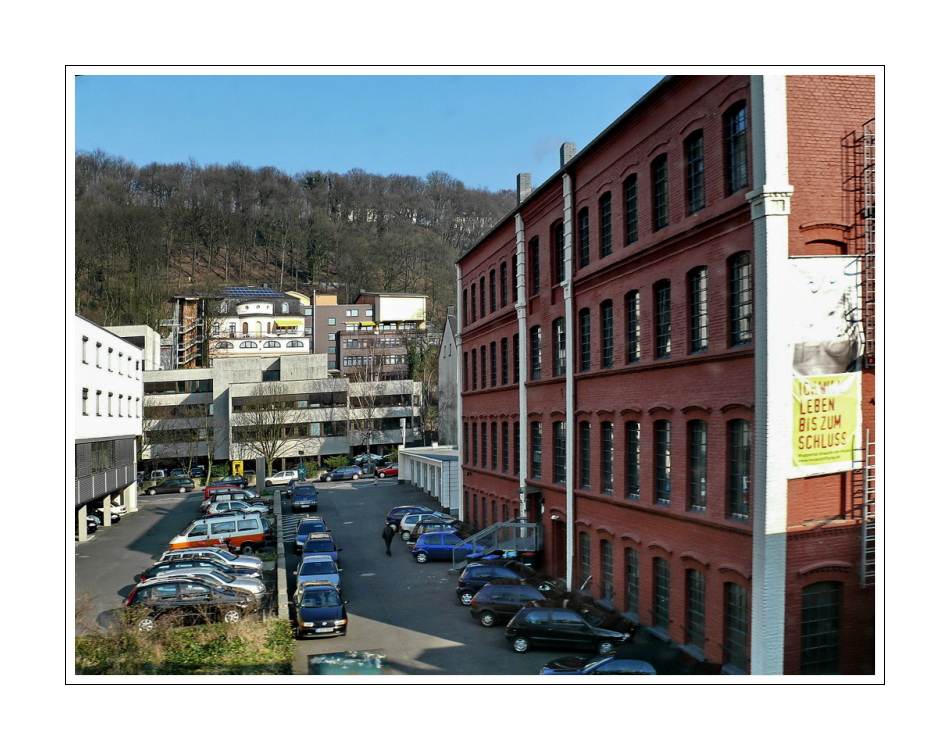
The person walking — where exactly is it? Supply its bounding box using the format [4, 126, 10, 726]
[382, 522, 396, 556]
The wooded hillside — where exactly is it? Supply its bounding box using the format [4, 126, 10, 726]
[74, 150, 516, 331]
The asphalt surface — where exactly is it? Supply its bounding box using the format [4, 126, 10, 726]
[285, 477, 564, 677]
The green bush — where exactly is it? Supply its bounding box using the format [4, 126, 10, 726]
[324, 455, 352, 469]
[75, 617, 294, 675]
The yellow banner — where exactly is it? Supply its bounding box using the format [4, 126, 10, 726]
[792, 374, 860, 471]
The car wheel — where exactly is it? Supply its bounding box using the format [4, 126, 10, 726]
[222, 609, 242, 624]
[137, 616, 157, 632]
[240, 543, 256, 554]
[479, 611, 497, 627]
[354, 473, 361, 480]
[415, 551, 429, 564]
[265, 481, 272, 487]
[458, 590, 475, 606]
[147, 488, 156, 495]
[179, 487, 186, 493]
[512, 636, 531, 653]
[401, 531, 411, 541]
[596, 640, 616, 656]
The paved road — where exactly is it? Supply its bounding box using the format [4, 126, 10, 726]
[286, 478, 569, 676]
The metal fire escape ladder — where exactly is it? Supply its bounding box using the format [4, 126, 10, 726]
[860, 431, 876, 587]
[859, 119, 876, 367]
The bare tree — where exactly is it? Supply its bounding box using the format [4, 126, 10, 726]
[230, 382, 298, 476]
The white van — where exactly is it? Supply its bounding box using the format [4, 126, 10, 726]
[168, 514, 268, 555]
[149, 470, 167, 481]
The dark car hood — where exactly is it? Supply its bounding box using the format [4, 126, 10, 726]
[296, 604, 345, 622]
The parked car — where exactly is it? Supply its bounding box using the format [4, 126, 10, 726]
[158, 547, 263, 576]
[408, 517, 475, 544]
[321, 466, 362, 482]
[398, 511, 455, 541]
[504, 601, 633, 654]
[353, 453, 383, 467]
[412, 531, 485, 564]
[291, 581, 347, 639]
[295, 554, 342, 590]
[91, 508, 121, 525]
[170, 469, 186, 478]
[264, 470, 298, 487]
[138, 557, 261, 583]
[290, 483, 320, 512]
[386, 505, 433, 527]
[205, 499, 267, 517]
[456, 559, 565, 604]
[301, 532, 341, 563]
[110, 499, 128, 516]
[152, 567, 267, 601]
[149, 470, 167, 481]
[218, 474, 250, 488]
[145, 477, 196, 495]
[539, 653, 657, 675]
[124, 577, 258, 631]
[190, 466, 207, 478]
[203, 482, 242, 500]
[167, 513, 268, 555]
[294, 517, 331, 551]
[469, 580, 548, 626]
[200, 488, 262, 511]
[375, 463, 399, 478]
[77, 515, 97, 535]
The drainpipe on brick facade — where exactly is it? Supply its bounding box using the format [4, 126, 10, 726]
[561, 174, 576, 590]
[748, 74, 795, 676]
[515, 213, 528, 520]
[455, 263, 466, 523]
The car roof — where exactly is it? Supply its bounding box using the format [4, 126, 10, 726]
[297, 579, 337, 590]
[300, 554, 335, 563]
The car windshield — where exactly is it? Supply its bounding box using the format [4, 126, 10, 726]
[295, 487, 317, 496]
[299, 524, 324, 534]
[300, 590, 341, 607]
[300, 561, 336, 575]
[576, 603, 613, 627]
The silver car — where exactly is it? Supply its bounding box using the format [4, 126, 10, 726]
[398, 511, 455, 541]
[158, 547, 263, 576]
[153, 568, 267, 600]
[205, 499, 267, 517]
[296, 554, 342, 590]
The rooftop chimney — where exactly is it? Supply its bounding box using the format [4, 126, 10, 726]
[560, 142, 577, 167]
[516, 173, 532, 203]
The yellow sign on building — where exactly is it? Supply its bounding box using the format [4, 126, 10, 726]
[792, 373, 861, 474]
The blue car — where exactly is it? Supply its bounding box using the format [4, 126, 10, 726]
[412, 531, 484, 564]
[321, 466, 363, 482]
[290, 483, 319, 512]
[292, 581, 347, 639]
[301, 532, 341, 563]
[294, 517, 330, 551]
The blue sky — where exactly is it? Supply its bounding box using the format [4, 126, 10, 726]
[74, 71, 665, 193]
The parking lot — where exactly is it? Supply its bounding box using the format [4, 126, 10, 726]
[75, 477, 591, 676]
[283, 477, 569, 676]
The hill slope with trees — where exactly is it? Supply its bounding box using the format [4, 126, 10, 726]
[74, 150, 516, 330]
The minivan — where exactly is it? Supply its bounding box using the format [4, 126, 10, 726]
[149, 469, 167, 481]
[168, 513, 267, 554]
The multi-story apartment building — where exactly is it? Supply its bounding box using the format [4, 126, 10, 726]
[142, 353, 422, 471]
[74, 315, 145, 538]
[309, 291, 427, 377]
[457, 74, 876, 675]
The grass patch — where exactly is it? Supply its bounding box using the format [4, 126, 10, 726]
[75, 616, 294, 675]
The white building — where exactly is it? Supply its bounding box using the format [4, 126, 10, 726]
[75, 315, 145, 540]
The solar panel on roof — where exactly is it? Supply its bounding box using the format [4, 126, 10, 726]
[221, 286, 285, 298]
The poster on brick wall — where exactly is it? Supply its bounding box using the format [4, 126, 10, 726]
[792, 373, 860, 475]
[788, 256, 864, 476]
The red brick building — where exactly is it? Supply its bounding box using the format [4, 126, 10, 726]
[457, 74, 876, 675]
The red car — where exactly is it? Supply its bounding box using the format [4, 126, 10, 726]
[375, 463, 399, 478]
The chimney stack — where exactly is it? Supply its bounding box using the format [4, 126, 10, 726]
[560, 142, 577, 167]
[516, 173, 532, 203]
